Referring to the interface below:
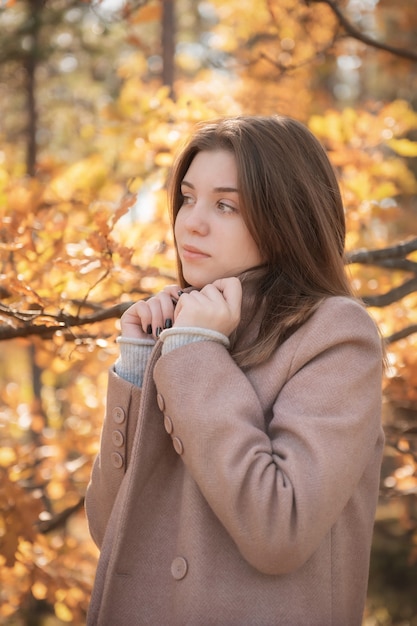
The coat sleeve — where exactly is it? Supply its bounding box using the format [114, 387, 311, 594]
[152, 297, 384, 575]
[84, 368, 142, 547]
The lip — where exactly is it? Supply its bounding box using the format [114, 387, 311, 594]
[181, 244, 210, 259]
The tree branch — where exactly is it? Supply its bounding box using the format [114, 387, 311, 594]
[306, 0, 417, 62]
[346, 237, 417, 264]
[385, 324, 417, 346]
[258, 35, 336, 73]
[37, 497, 85, 534]
[1, 238, 417, 342]
[361, 277, 417, 308]
[0, 301, 135, 340]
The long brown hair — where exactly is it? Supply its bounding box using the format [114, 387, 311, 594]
[168, 115, 354, 368]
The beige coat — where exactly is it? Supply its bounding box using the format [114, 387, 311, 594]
[85, 296, 384, 625]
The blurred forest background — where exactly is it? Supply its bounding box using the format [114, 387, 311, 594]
[0, 0, 417, 624]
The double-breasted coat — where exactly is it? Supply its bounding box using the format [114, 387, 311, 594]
[85, 295, 384, 625]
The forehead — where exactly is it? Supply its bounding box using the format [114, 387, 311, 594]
[183, 149, 237, 182]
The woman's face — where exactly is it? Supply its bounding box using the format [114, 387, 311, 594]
[174, 150, 262, 289]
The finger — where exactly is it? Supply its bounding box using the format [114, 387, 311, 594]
[211, 277, 242, 305]
[199, 283, 227, 302]
[173, 284, 241, 335]
[162, 284, 182, 304]
[211, 277, 242, 321]
[172, 291, 199, 322]
[121, 301, 153, 338]
[147, 292, 177, 336]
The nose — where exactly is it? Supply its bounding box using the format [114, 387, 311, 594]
[182, 202, 209, 236]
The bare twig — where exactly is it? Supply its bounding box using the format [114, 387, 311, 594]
[346, 238, 417, 264]
[361, 277, 417, 308]
[258, 37, 336, 73]
[346, 238, 417, 312]
[37, 497, 85, 534]
[385, 324, 417, 346]
[0, 301, 135, 340]
[306, 0, 417, 62]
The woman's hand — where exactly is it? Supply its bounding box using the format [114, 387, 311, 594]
[174, 277, 242, 337]
[120, 284, 181, 339]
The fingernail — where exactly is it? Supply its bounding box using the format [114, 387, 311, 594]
[156, 326, 162, 337]
[164, 318, 172, 329]
[177, 290, 184, 297]
[146, 324, 152, 334]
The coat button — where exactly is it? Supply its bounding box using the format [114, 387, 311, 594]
[112, 406, 126, 424]
[172, 437, 183, 455]
[164, 415, 173, 434]
[111, 452, 124, 469]
[112, 429, 124, 447]
[171, 556, 188, 580]
[156, 393, 165, 412]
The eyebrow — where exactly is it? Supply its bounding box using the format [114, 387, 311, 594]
[181, 180, 239, 194]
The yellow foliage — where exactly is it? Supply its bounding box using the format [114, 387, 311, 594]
[130, 2, 162, 23]
[54, 601, 74, 622]
[5, 178, 43, 214]
[383, 99, 417, 132]
[45, 155, 110, 202]
[0, 166, 10, 192]
[0, 448, 17, 467]
[31, 581, 48, 600]
[1, 0, 417, 623]
[388, 138, 417, 158]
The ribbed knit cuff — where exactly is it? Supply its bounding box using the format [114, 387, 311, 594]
[159, 327, 230, 355]
[115, 336, 155, 387]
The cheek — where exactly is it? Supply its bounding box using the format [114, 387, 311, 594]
[240, 230, 262, 265]
[251, 240, 263, 264]
[173, 215, 182, 241]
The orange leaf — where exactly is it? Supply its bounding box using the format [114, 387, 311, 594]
[131, 3, 162, 23]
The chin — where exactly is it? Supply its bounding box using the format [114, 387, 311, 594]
[184, 270, 243, 289]
[182, 273, 213, 289]
[185, 279, 207, 289]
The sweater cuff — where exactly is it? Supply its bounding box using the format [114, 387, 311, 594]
[115, 337, 155, 387]
[159, 327, 230, 355]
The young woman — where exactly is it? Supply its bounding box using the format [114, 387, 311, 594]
[85, 115, 384, 625]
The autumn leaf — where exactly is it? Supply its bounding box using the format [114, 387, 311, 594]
[388, 138, 417, 158]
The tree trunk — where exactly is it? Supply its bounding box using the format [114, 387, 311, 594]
[23, 0, 46, 420]
[162, 0, 175, 98]
[24, 0, 44, 176]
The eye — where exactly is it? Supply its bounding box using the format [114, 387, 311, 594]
[217, 201, 237, 214]
[180, 193, 194, 206]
